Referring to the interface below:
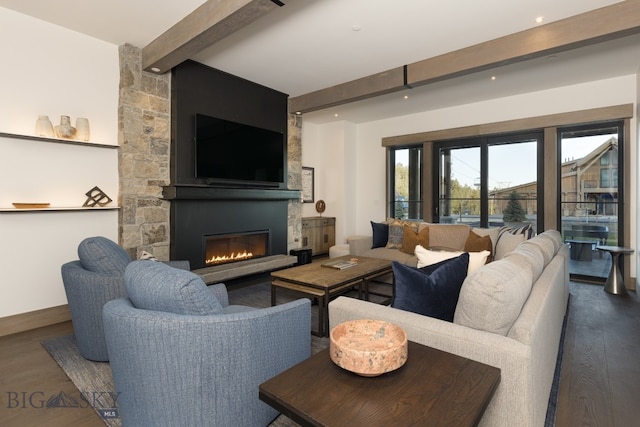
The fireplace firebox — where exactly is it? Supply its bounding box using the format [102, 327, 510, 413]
[203, 230, 270, 266]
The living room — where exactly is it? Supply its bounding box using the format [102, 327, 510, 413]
[0, 1, 639, 425]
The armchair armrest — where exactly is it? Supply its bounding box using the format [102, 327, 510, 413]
[163, 260, 190, 270]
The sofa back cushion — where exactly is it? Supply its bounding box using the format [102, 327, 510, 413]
[427, 224, 471, 250]
[503, 242, 545, 283]
[454, 257, 534, 335]
[528, 233, 559, 264]
[78, 236, 131, 274]
[125, 261, 223, 315]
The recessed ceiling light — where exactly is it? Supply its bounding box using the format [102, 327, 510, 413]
[535, 16, 544, 24]
[334, 113, 339, 117]
[404, 95, 409, 100]
[151, 67, 161, 73]
[352, 25, 362, 31]
[491, 76, 496, 81]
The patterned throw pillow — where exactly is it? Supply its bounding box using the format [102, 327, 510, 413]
[138, 250, 159, 261]
[385, 218, 418, 249]
[495, 224, 534, 259]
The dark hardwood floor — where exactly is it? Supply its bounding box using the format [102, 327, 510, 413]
[0, 281, 638, 426]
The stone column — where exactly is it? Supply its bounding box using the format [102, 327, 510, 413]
[287, 113, 303, 251]
[118, 44, 172, 260]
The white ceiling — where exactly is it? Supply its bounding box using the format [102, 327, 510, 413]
[1, 0, 638, 124]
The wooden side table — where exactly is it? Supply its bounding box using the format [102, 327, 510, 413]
[259, 341, 500, 426]
[597, 246, 635, 295]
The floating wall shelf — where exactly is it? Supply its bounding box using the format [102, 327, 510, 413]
[0, 131, 119, 149]
[0, 206, 120, 213]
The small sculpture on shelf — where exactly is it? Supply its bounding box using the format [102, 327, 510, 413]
[83, 186, 112, 207]
[75, 117, 90, 141]
[35, 115, 55, 138]
[54, 115, 76, 139]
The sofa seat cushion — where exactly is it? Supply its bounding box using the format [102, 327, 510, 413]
[454, 257, 534, 335]
[415, 245, 490, 275]
[125, 260, 224, 315]
[78, 236, 131, 274]
[361, 247, 417, 266]
[391, 253, 469, 321]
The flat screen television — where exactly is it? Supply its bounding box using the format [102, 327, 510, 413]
[194, 113, 285, 187]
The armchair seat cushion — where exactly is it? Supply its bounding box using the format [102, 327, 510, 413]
[125, 261, 224, 315]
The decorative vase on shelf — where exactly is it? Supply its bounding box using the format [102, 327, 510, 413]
[75, 117, 90, 142]
[35, 115, 54, 138]
[54, 115, 76, 139]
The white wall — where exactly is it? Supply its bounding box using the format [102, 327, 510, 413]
[0, 8, 119, 317]
[302, 74, 638, 276]
[301, 121, 357, 245]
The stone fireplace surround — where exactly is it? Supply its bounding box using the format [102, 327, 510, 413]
[118, 45, 303, 268]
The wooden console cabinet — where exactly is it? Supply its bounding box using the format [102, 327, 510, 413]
[301, 217, 335, 256]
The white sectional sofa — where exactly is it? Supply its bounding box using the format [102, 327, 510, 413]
[329, 229, 569, 427]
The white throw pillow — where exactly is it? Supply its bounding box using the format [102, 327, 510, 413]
[414, 245, 490, 275]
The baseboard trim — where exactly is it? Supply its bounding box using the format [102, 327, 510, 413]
[0, 305, 71, 337]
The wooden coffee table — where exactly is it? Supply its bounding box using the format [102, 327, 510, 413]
[270, 256, 392, 336]
[260, 341, 501, 426]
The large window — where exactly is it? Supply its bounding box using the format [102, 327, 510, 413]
[434, 132, 542, 231]
[559, 122, 624, 281]
[388, 146, 423, 219]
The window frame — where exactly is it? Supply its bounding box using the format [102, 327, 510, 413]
[432, 131, 544, 230]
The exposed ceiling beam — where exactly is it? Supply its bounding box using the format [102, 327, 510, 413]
[289, 0, 640, 115]
[288, 67, 406, 114]
[142, 0, 283, 74]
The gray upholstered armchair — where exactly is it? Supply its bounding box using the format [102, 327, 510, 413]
[61, 236, 189, 361]
[103, 260, 311, 427]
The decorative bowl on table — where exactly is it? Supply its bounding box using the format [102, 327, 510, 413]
[330, 319, 408, 376]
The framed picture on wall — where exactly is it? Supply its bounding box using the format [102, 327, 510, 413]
[301, 167, 314, 203]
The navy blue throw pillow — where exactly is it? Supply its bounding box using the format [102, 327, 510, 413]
[371, 221, 389, 248]
[391, 253, 469, 322]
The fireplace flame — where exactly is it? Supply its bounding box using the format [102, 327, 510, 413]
[206, 250, 254, 265]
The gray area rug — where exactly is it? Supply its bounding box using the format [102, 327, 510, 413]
[42, 281, 329, 426]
